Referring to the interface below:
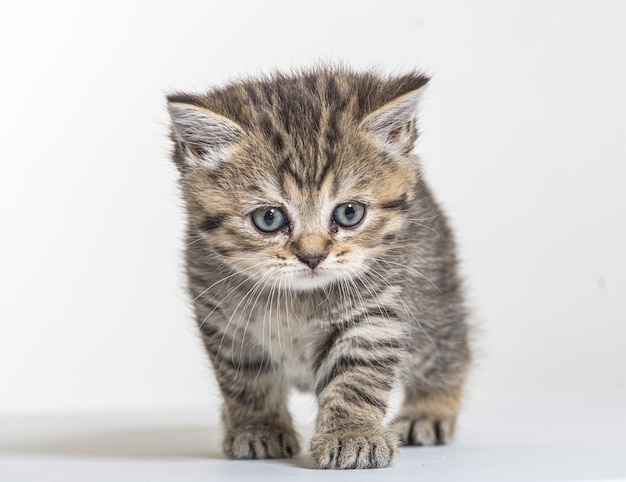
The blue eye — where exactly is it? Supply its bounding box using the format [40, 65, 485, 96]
[251, 207, 287, 233]
[333, 202, 365, 228]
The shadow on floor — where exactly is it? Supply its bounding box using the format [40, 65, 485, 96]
[1, 422, 224, 459]
[0, 414, 317, 468]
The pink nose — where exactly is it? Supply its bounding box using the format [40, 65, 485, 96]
[296, 253, 327, 270]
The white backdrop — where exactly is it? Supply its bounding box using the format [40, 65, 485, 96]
[1, 1, 624, 414]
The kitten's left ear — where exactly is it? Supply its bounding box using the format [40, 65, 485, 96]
[361, 83, 428, 152]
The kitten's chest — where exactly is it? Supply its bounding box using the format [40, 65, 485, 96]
[279, 335, 317, 391]
[273, 316, 325, 390]
[253, 301, 328, 391]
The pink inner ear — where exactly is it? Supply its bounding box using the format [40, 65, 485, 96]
[168, 102, 243, 168]
[387, 125, 404, 143]
[362, 89, 422, 147]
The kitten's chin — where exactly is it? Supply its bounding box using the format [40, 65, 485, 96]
[288, 269, 336, 291]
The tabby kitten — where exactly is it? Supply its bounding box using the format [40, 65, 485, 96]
[167, 67, 470, 469]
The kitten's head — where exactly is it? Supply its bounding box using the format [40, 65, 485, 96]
[168, 68, 428, 291]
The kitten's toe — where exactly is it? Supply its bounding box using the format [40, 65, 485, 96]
[310, 427, 398, 469]
[224, 425, 299, 459]
[390, 416, 455, 446]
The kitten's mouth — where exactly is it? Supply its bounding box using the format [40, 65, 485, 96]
[299, 267, 326, 280]
[302, 267, 323, 277]
[290, 267, 334, 290]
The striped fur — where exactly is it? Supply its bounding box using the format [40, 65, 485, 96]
[167, 67, 470, 469]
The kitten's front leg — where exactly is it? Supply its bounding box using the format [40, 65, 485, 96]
[217, 362, 299, 459]
[310, 320, 404, 469]
[201, 324, 299, 459]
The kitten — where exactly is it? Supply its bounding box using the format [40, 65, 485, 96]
[166, 67, 470, 469]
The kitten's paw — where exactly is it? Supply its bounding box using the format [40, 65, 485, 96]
[223, 425, 299, 459]
[390, 415, 455, 446]
[310, 427, 398, 469]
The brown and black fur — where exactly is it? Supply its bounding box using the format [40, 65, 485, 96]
[166, 66, 470, 469]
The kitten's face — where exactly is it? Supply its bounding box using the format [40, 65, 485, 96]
[184, 133, 417, 292]
[169, 69, 428, 291]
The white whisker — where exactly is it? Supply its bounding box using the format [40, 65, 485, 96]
[192, 260, 271, 302]
[406, 220, 440, 239]
[376, 258, 443, 295]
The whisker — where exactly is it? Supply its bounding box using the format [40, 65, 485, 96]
[364, 264, 438, 353]
[230, 270, 272, 363]
[186, 235, 204, 246]
[376, 258, 443, 294]
[405, 220, 440, 239]
[192, 260, 271, 302]
[403, 212, 444, 223]
[218, 271, 271, 365]
[240, 273, 274, 376]
[283, 277, 295, 342]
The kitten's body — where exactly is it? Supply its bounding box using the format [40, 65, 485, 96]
[168, 67, 470, 469]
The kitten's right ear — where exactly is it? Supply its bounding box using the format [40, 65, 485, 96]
[167, 100, 244, 169]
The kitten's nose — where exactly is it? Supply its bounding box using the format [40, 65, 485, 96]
[296, 253, 327, 270]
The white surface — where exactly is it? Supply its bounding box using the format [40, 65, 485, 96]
[1, 393, 625, 481]
[1, 1, 625, 413]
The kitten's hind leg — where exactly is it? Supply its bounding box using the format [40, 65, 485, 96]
[390, 385, 463, 446]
